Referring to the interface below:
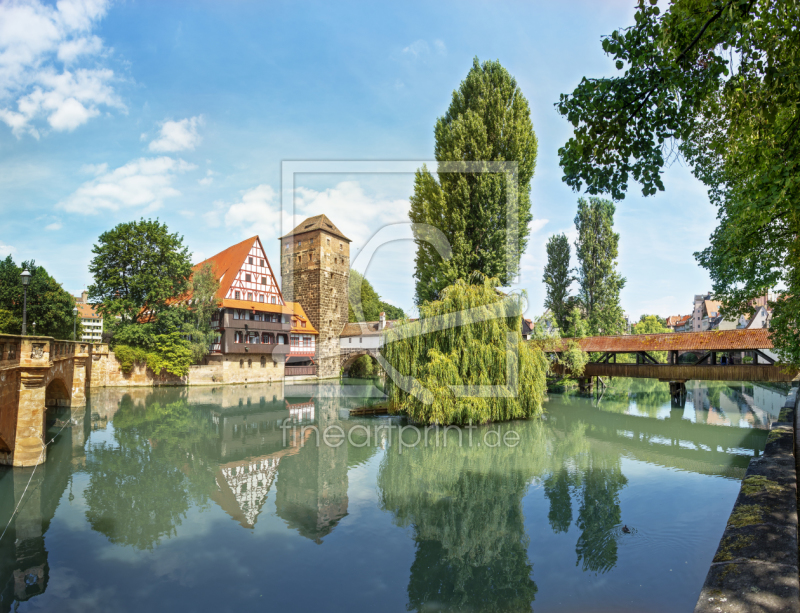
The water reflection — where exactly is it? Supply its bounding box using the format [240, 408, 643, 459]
[0, 379, 779, 613]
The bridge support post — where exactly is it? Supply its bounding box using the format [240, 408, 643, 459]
[11, 370, 48, 467]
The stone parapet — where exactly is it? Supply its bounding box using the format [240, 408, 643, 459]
[694, 387, 800, 613]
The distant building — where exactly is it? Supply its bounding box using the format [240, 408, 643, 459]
[521, 318, 533, 340]
[692, 293, 722, 332]
[74, 290, 103, 342]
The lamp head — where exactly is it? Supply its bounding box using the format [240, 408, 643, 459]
[20, 269, 31, 286]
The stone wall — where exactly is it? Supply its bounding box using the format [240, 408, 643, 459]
[281, 229, 350, 380]
[87, 349, 286, 387]
[694, 387, 800, 613]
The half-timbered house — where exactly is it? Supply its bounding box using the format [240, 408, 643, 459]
[192, 236, 318, 379]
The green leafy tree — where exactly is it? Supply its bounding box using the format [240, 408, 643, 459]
[631, 314, 672, 363]
[574, 198, 626, 335]
[383, 275, 548, 425]
[186, 263, 221, 363]
[543, 233, 574, 330]
[556, 0, 800, 364]
[409, 58, 538, 304]
[88, 219, 192, 324]
[0, 256, 82, 339]
[348, 269, 405, 322]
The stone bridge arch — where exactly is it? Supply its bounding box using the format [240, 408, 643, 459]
[340, 348, 381, 376]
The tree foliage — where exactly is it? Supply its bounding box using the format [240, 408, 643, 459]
[348, 269, 405, 322]
[409, 58, 538, 304]
[383, 275, 548, 425]
[574, 198, 626, 335]
[557, 0, 800, 364]
[543, 233, 574, 331]
[186, 263, 221, 363]
[0, 256, 82, 339]
[88, 219, 193, 324]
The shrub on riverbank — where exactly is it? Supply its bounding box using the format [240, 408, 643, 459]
[382, 275, 548, 425]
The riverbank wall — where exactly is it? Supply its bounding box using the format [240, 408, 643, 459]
[694, 387, 800, 613]
[87, 344, 291, 388]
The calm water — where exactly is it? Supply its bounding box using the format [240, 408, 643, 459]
[0, 378, 786, 613]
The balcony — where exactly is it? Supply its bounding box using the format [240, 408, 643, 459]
[216, 311, 290, 332]
[221, 335, 291, 358]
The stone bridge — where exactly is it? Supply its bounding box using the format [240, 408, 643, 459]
[0, 334, 107, 467]
[339, 347, 381, 374]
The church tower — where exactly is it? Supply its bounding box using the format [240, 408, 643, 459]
[280, 215, 351, 378]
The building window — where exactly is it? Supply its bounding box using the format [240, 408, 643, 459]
[340, 242, 343, 251]
[297, 255, 301, 263]
[261, 276, 266, 285]
[301, 321, 306, 328]
[349, 338, 352, 343]
[261, 357, 266, 368]
[327, 238, 330, 245]
[259, 295, 264, 303]
[248, 359, 252, 368]
[359, 337, 362, 343]
[235, 291, 241, 300]
[235, 331, 243, 343]
[247, 292, 253, 301]
[260, 259, 264, 267]
[245, 273, 251, 282]
[310, 238, 314, 246]
[297, 241, 302, 248]
[271, 296, 276, 304]
[248, 257, 253, 265]
[285, 243, 289, 251]
[303, 336, 311, 347]
[240, 359, 244, 368]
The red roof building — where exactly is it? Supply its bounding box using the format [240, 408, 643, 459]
[192, 237, 317, 362]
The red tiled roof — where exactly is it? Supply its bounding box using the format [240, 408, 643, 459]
[340, 320, 399, 337]
[193, 236, 258, 302]
[552, 329, 774, 352]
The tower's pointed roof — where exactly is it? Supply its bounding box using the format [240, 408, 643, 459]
[280, 214, 350, 242]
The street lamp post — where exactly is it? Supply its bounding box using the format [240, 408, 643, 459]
[73, 306, 78, 341]
[20, 269, 31, 335]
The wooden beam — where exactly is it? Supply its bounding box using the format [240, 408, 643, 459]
[753, 349, 776, 365]
[693, 352, 711, 365]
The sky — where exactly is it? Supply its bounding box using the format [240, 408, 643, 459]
[0, 0, 718, 321]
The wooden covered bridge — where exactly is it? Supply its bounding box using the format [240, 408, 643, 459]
[548, 329, 796, 395]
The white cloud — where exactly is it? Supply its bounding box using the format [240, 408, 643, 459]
[433, 40, 446, 55]
[58, 156, 196, 214]
[45, 221, 62, 230]
[0, 0, 122, 137]
[0, 242, 16, 256]
[224, 184, 281, 237]
[220, 180, 410, 253]
[198, 169, 214, 186]
[149, 116, 204, 152]
[529, 218, 549, 234]
[293, 181, 409, 250]
[402, 40, 430, 58]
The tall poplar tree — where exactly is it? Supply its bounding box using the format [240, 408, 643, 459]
[542, 233, 573, 331]
[409, 58, 538, 304]
[574, 197, 626, 335]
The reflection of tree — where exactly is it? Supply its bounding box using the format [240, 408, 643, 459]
[379, 423, 545, 612]
[83, 396, 218, 550]
[544, 470, 573, 533]
[574, 463, 627, 574]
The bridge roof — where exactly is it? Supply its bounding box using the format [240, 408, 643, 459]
[553, 328, 773, 352]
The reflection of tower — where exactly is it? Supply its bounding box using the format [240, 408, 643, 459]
[275, 395, 348, 542]
[280, 215, 351, 379]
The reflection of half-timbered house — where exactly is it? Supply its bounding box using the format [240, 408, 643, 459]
[192, 236, 318, 379]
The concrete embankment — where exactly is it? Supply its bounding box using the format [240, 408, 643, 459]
[694, 387, 799, 613]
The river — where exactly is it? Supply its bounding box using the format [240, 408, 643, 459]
[0, 378, 786, 612]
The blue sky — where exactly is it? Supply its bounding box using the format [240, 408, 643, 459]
[0, 0, 717, 320]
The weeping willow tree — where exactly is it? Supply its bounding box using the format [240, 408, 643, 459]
[382, 275, 548, 425]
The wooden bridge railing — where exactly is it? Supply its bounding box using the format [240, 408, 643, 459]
[551, 362, 796, 383]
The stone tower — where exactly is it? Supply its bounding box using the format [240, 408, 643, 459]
[280, 214, 351, 378]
